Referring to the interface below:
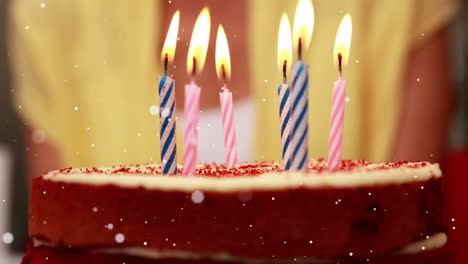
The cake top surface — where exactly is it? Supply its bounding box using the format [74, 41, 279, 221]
[40, 159, 441, 192]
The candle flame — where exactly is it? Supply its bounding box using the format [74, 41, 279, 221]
[277, 13, 292, 71]
[215, 25, 231, 82]
[187, 7, 211, 75]
[161, 10, 180, 64]
[333, 14, 352, 66]
[293, 0, 314, 53]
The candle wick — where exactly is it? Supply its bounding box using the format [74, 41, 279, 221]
[164, 53, 169, 74]
[338, 53, 343, 80]
[298, 37, 302, 60]
[192, 57, 197, 77]
[282, 60, 287, 83]
[221, 64, 227, 85]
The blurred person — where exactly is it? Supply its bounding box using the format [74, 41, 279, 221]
[8, 0, 456, 179]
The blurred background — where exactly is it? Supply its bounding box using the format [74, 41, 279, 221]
[0, 0, 467, 263]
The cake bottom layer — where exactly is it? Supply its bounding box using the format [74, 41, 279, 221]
[23, 234, 453, 264]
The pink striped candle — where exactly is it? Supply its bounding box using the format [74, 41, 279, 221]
[328, 14, 352, 170]
[328, 70, 346, 170]
[183, 7, 211, 175]
[220, 87, 238, 168]
[215, 25, 238, 169]
[182, 80, 201, 175]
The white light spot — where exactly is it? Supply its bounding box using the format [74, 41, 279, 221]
[161, 108, 171, 118]
[309, 240, 313, 244]
[2, 233, 14, 244]
[355, 60, 360, 63]
[91, 143, 95, 148]
[74, 106, 79, 111]
[420, 186, 424, 190]
[196, 126, 200, 131]
[191, 191, 204, 204]
[74, 64, 79, 68]
[345, 97, 350, 103]
[368, 192, 372, 196]
[271, 197, 275, 201]
[264, 80, 268, 83]
[451, 218, 455, 222]
[92, 207, 98, 213]
[416, 78, 421, 82]
[349, 252, 353, 256]
[421, 33, 425, 37]
[137, 132, 142, 137]
[40, 3, 46, 8]
[32, 130, 46, 144]
[149, 105, 159, 116]
[115, 233, 125, 243]
[421, 246, 426, 251]
[453, 226, 456, 230]
[172, 243, 177, 247]
[143, 241, 148, 246]
[106, 223, 114, 230]
[18, 105, 22, 109]
[262, 98, 266, 102]
[168, 0, 172, 3]
[43, 191, 46, 195]
[25, 26, 30, 30]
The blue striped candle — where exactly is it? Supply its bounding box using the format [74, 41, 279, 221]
[290, 61, 309, 171]
[278, 83, 292, 170]
[159, 74, 177, 174]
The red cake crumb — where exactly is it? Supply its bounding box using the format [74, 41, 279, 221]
[45, 160, 433, 178]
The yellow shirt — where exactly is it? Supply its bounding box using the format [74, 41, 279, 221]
[9, 0, 457, 167]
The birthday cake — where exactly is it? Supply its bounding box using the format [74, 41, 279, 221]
[22, 159, 449, 264]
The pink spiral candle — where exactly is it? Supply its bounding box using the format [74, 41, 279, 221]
[328, 77, 346, 170]
[220, 87, 238, 168]
[182, 80, 201, 175]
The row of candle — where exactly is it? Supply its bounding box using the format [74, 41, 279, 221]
[159, 8, 238, 175]
[277, 0, 352, 171]
[158, 0, 352, 175]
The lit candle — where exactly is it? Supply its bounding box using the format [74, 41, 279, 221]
[183, 7, 211, 176]
[328, 14, 352, 170]
[215, 25, 238, 169]
[159, 10, 180, 175]
[277, 13, 293, 170]
[290, 0, 314, 171]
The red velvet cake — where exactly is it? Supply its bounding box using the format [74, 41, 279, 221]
[22, 159, 449, 263]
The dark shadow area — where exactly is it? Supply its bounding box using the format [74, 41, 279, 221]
[0, 0, 29, 252]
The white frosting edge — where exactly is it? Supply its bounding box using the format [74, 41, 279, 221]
[32, 232, 447, 262]
[42, 163, 442, 192]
